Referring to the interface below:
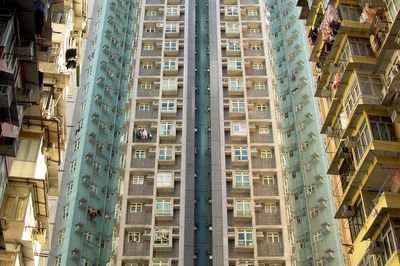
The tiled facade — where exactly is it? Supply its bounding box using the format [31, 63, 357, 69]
[266, 0, 346, 265]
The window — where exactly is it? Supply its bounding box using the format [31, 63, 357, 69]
[90, 184, 99, 194]
[238, 262, 254, 266]
[166, 7, 179, 16]
[62, 204, 69, 219]
[69, 160, 77, 173]
[55, 255, 61, 266]
[143, 44, 154, 50]
[154, 228, 171, 246]
[138, 103, 150, 111]
[231, 122, 247, 135]
[231, 100, 245, 112]
[74, 139, 81, 151]
[237, 229, 253, 247]
[249, 27, 260, 33]
[257, 104, 268, 111]
[369, 116, 396, 141]
[226, 23, 240, 33]
[132, 176, 144, 185]
[94, 163, 101, 173]
[348, 37, 373, 56]
[145, 26, 155, 32]
[227, 41, 240, 51]
[159, 147, 174, 161]
[348, 198, 365, 241]
[251, 44, 261, 50]
[66, 182, 73, 195]
[247, 9, 258, 16]
[96, 142, 104, 152]
[267, 232, 280, 243]
[265, 203, 278, 213]
[313, 232, 322, 242]
[134, 150, 146, 159]
[165, 41, 178, 51]
[128, 232, 140, 243]
[155, 199, 173, 216]
[228, 59, 242, 70]
[84, 231, 92, 243]
[254, 82, 265, 90]
[234, 147, 248, 160]
[161, 78, 177, 91]
[354, 120, 371, 164]
[235, 172, 250, 188]
[163, 60, 177, 70]
[152, 260, 169, 266]
[165, 23, 178, 33]
[161, 99, 175, 112]
[259, 127, 270, 134]
[229, 79, 244, 90]
[80, 100, 86, 112]
[252, 63, 264, 70]
[225, 6, 239, 16]
[130, 203, 142, 213]
[58, 230, 65, 244]
[260, 150, 273, 159]
[306, 184, 315, 195]
[141, 82, 152, 90]
[310, 207, 319, 216]
[156, 172, 173, 187]
[142, 62, 153, 69]
[235, 200, 251, 216]
[86, 66, 92, 78]
[146, 10, 157, 16]
[160, 122, 174, 136]
[262, 176, 275, 185]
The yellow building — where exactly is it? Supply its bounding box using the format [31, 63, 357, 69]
[300, 0, 400, 265]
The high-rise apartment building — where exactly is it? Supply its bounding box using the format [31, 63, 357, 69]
[265, 0, 346, 265]
[0, 0, 84, 264]
[49, 0, 138, 265]
[50, 0, 295, 265]
[300, 0, 400, 265]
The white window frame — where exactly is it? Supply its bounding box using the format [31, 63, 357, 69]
[234, 172, 250, 188]
[235, 200, 252, 216]
[229, 79, 244, 91]
[262, 176, 275, 185]
[134, 150, 146, 159]
[254, 82, 265, 90]
[163, 59, 177, 70]
[142, 62, 153, 69]
[128, 232, 141, 243]
[155, 199, 173, 216]
[161, 99, 176, 112]
[138, 103, 150, 111]
[141, 82, 152, 90]
[228, 59, 243, 70]
[159, 147, 174, 161]
[143, 43, 154, 50]
[156, 172, 173, 188]
[160, 122, 175, 136]
[231, 100, 245, 112]
[130, 203, 143, 213]
[231, 122, 247, 135]
[259, 126, 270, 134]
[313, 232, 322, 242]
[132, 176, 145, 185]
[165, 23, 178, 33]
[257, 103, 268, 111]
[237, 229, 253, 247]
[265, 202, 278, 213]
[260, 149, 273, 159]
[164, 41, 178, 51]
[267, 232, 280, 243]
[234, 147, 248, 161]
[153, 228, 172, 246]
[166, 7, 179, 16]
[161, 78, 177, 91]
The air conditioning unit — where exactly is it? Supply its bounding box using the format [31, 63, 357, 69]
[341, 204, 355, 218]
[325, 250, 335, 260]
[391, 110, 400, 123]
[0, 137, 18, 157]
[368, 240, 384, 254]
[345, 136, 357, 148]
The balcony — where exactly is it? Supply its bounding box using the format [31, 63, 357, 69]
[255, 211, 281, 225]
[135, 109, 158, 120]
[130, 156, 156, 169]
[0, 136, 18, 157]
[126, 209, 152, 225]
[146, 0, 164, 4]
[246, 88, 268, 97]
[257, 240, 284, 257]
[141, 49, 162, 57]
[128, 180, 154, 196]
[123, 235, 150, 257]
[137, 87, 160, 97]
[252, 157, 276, 169]
[248, 110, 271, 120]
[250, 129, 273, 144]
[139, 68, 161, 77]
[144, 14, 163, 21]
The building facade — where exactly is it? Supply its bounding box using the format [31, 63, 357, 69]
[115, 0, 290, 265]
[49, 0, 137, 265]
[0, 0, 84, 265]
[265, 0, 346, 265]
[300, 0, 400, 265]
